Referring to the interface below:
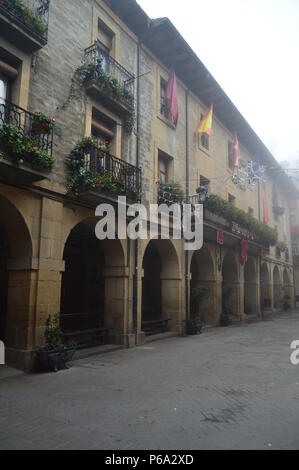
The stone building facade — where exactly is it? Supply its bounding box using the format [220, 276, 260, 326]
[0, 0, 297, 369]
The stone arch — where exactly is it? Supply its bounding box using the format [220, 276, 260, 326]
[273, 265, 282, 309]
[60, 219, 127, 346]
[0, 194, 33, 349]
[222, 250, 240, 318]
[141, 239, 182, 334]
[190, 245, 217, 324]
[244, 257, 259, 316]
[261, 262, 272, 310]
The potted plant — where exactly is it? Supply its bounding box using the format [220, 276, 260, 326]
[186, 316, 203, 335]
[283, 295, 291, 311]
[36, 313, 76, 372]
[31, 113, 55, 135]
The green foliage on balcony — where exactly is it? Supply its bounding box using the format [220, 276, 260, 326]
[205, 194, 278, 246]
[0, 123, 54, 170]
[66, 137, 139, 200]
[62, 59, 135, 133]
[1, 0, 48, 36]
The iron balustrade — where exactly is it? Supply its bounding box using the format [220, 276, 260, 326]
[0, 0, 50, 39]
[0, 100, 54, 155]
[84, 148, 141, 200]
[84, 42, 135, 108]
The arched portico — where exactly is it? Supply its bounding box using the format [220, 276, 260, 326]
[61, 219, 127, 346]
[244, 257, 259, 316]
[222, 250, 241, 319]
[261, 262, 272, 310]
[190, 245, 217, 324]
[0, 193, 33, 354]
[141, 239, 182, 335]
[273, 265, 282, 310]
[283, 268, 292, 309]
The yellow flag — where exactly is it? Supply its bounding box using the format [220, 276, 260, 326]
[197, 103, 213, 136]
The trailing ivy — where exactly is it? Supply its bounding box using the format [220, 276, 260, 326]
[205, 194, 278, 246]
[0, 123, 54, 170]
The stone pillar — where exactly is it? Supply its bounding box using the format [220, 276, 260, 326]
[160, 270, 183, 333]
[103, 266, 130, 346]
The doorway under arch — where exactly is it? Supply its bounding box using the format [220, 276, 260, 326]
[222, 251, 239, 319]
[0, 194, 33, 351]
[142, 240, 181, 335]
[0, 225, 9, 342]
[261, 262, 271, 310]
[273, 265, 282, 309]
[244, 257, 258, 316]
[61, 221, 125, 347]
[190, 246, 217, 324]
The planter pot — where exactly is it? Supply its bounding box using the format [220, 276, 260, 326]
[36, 347, 76, 372]
[186, 320, 203, 335]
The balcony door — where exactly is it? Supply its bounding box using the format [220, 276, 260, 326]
[0, 74, 7, 102]
[98, 21, 113, 75]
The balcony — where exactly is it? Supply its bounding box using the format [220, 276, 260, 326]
[83, 42, 135, 117]
[0, 100, 54, 185]
[75, 146, 141, 206]
[0, 0, 49, 52]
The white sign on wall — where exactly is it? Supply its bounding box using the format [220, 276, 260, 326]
[0, 341, 4, 365]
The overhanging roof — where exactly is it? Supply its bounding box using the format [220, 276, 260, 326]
[104, 0, 299, 199]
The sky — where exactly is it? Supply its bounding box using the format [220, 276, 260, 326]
[137, 0, 299, 166]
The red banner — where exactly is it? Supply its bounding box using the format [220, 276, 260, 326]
[217, 227, 224, 245]
[240, 236, 248, 265]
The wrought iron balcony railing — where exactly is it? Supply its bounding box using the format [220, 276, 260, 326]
[0, 100, 54, 156]
[0, 0, 50, 40]
[84, 148, 141, 201]
[83, 42, 135, 109]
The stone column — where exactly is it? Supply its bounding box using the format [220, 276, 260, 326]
[103, 266, 130, 346]
[160, 270, 183, 334]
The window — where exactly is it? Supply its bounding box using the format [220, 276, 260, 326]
[228, 141, 234, 170]
[198, 114, 209, 151]
[160, 78, 168, 118]
[228, 194, 236, 205]
[248, 207, 254, 216]
[0, 73, 8, 102]
[91, 109, 115, 149]
[158, 156, 168, 184]
[158, 151, 173, 184]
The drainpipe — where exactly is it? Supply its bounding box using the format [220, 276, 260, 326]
[133, 22, 151, 345]
[133, 41, 141, 344]
[258, 179, 263, 317]
[185, 89, 190, 333]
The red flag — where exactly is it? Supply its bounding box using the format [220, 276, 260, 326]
[165, 69, 178, 126]
[233, 134, 240, 170]
[263, 190, 269, 224]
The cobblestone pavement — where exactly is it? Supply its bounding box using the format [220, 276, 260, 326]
[1, 312, 299, 450]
